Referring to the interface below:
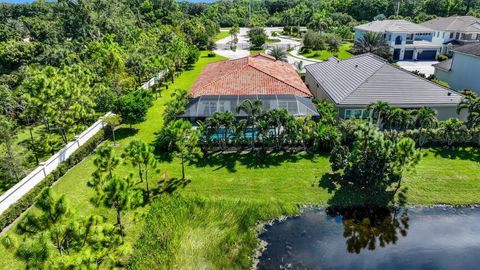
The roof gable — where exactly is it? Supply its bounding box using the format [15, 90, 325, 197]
[190, 54, 312, 97]
[305, 54, 463, 106]
[355, 20, 434, 33]
[420, 16, 480, 32]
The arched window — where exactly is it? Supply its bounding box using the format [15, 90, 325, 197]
[395, 36, 402, 45]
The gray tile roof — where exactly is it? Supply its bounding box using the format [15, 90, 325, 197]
[433, 58, 453, 71]
[420, 16, 480, 32]
[355, 20, 434, 33]
[305, 54, 463, 106]
[454, 43, 480, 56]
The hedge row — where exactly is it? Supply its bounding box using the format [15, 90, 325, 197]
[0, 128, 108, 232]
[396, 128, 480, 147]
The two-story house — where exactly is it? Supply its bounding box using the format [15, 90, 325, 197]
[420, 16, 480, 55]
[433, 43, 480, 95]
[354, 20, 441, 61]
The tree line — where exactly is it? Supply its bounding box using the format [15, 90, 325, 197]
[0, 0, 219, 191]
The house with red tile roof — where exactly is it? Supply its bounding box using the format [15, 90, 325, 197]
[180, 54, 319, 121]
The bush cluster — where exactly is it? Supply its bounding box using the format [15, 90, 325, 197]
[0, 128, 108, 231]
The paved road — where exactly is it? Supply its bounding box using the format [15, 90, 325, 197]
[214, 27, 320, 71]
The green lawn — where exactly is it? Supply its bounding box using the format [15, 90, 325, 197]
[1, 49, 480, 269]
[250, 49, 265, 55]
[214, 31, 230, 42]
[299, 42, 353, 60]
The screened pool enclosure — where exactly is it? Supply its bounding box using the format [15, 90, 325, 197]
[178, 94, 319, 122]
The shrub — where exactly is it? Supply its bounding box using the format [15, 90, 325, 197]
[0, 128, 108, 231]
[313, 52, 321, 57]
[207, 51, 216, 57]
[437, 54, 449, 61]
[301, 47, 312, 54]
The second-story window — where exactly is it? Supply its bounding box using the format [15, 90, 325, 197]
[450, 32, 454, 38]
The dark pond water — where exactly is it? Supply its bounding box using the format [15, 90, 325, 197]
[258, 207, 480, 270]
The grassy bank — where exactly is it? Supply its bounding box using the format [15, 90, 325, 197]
[299, 42, 353, 60]
[129, 195, 296, 270]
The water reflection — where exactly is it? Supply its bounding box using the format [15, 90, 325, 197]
[325, 207, 409, 254]
[258, 207, 480, 270]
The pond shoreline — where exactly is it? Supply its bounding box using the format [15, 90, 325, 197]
[251, 204, 480, 269]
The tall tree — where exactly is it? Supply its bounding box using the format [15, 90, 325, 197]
[0, 115, 24, 183]
[122, 140, 158, 196]
[94, 175, 143, 235]
[172, 120, 203, 180]
[89, 146, 120, 192]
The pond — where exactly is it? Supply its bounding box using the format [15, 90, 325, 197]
[258, 207, 480, 270]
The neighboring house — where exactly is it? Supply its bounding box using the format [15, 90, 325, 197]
[179, 53, 319, 122]
[434, 43, 480, 95]
[354, 20, 441, 61]
[304, 54, 466, 121]
[420, 16, 480, 55]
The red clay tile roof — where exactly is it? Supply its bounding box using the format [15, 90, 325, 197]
[189, 53, 313, 97]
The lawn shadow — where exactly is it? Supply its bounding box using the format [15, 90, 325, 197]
[429, 147, 480, 163]
[151, 177, 192, 197]
[113, 127, 139, 141]
[193, 150, 323, 172]
[318, 173, 400, 207]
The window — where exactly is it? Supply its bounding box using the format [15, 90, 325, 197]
[450, 32, 454, 38]
[442, 32, 445, 38]
[201, 101, 217, 115]
[278, 101, 297, 114]
[456, 32, 460, 39]
[344, 109, 367, 119]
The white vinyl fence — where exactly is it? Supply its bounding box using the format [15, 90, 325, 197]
[0, 112, 113, 215]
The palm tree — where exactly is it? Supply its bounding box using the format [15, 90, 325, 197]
[367, 101, 391, 128]
[353, 32, 390, 57]
[237, 99, 263, 150]
[219, 111, 235, 149]
[294, 60, 304, 73]
[415, 107, 438, 129]
[269, 47, 288, 62]
[457, 97, 480, 128]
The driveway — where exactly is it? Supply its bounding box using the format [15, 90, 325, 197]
[214, 27, 320, 71]
[396, 61, 439, 77]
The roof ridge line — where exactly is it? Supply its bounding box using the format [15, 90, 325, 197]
[248, 60, 312, 96]
[191, 58, 249, 96]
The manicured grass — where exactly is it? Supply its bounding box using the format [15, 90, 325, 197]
[299, 42, 353, 60]
[250, 49, 265, 55]
[214, 31, 230, 42]
[266, 38, 281, 43]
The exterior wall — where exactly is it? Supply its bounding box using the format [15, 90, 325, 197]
[304, 72, 334, 102]
[335, 105, 466, 121]
[354, 29, 365, 41]
[434, 52, 480, 95]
